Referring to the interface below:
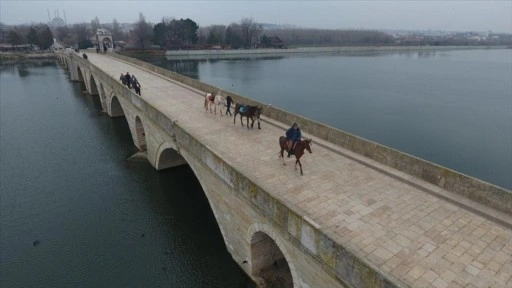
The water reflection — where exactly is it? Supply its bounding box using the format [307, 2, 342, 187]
[18, 66, 29, 77]
[0, 60, 57, 76]
[131, 50, 443, 78]
[167, 54, 286, 61]
[205, 56, 285, 62]
[163, 49, 440, 61]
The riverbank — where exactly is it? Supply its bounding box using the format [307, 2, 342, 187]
[0, 52, 56, 62]
[165, 45, 509, 59]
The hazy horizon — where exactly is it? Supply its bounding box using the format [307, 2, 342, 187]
[1, 1, 511, 34]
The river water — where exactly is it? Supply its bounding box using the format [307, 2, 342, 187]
[0, 61, 252, 287]
[136, 49, 512, 190]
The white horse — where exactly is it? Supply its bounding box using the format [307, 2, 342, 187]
[204, 93, 226, 116]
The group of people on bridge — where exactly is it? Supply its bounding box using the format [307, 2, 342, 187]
[96, 45, 108, 54]
[120, 72, 141, 95]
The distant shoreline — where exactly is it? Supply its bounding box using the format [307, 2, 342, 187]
[165, 45, 509, 59]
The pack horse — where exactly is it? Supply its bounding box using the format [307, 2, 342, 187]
[233, 104, 262, 129]
[204, 93, 227, 116]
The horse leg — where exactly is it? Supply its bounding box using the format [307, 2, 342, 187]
[214, 104, 217, 115]
[279, 149, 286, 165]
[257, 118, 261, 129]
[240, 115, 244, 127]
[295, 158, 303, 175]
[250, 117, 254, 129]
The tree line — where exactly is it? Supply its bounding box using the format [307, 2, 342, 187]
[137, 16, 262, 49]
[133, 16, 395, 49]
[3, 13, 510, 51]
[261, 28, 395, 46]
[2, 24, 54, 50]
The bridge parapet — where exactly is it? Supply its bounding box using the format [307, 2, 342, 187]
[109, 52, 511, 216]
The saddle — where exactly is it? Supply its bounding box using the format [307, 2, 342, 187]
[207, 95, 214, 102]
[239, 105, 247, 113]
[286, 140, 294, 154]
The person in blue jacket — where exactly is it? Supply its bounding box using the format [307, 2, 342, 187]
[285, 122, 302, 157]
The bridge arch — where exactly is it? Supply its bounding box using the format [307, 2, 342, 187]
[154, 141, 187, 170]
[76, 66, 86, 91]
[67, 58, 72, 73]
[168, 148, 230, 261]
[248, 224, 298, 288]
[109, 93, 125, 117]
[134, 116, 147, 151]
[88, 73, 99, 96]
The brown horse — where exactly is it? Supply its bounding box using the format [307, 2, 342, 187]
[278, 137, 312, 175]
[233, 104, 262, 129]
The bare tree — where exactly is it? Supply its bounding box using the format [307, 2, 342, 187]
[69, 23, 92, 48]
[7, 29, 24, 45]
[131, 13, 153, 49]
[201, 24, 226, 45]
[91, 16, 100, 34]
[225, 22, 242, 48]
[111, 19, 120, 40]
[239, 17, 261, 48]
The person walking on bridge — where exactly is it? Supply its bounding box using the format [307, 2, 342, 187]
[225, 95, 233, 116]
[286, 122, 302, 158]
[124, 72, 131, 88]
[132, 74, 141, 95]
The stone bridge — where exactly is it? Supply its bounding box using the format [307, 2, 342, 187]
[56, 50, 512, 288]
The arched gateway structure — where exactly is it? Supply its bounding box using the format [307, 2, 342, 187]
[57, 50, 512, 288]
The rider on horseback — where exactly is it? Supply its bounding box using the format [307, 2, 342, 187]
[286, 122, 302, 158]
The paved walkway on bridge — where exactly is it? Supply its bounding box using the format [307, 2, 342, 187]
[86, 53, 511, 288]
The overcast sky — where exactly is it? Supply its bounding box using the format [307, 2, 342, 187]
[1, 1, 511, 33]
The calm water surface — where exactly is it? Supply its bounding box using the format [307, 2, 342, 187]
[0, 61, 252, 287]
[136, 49, 512, 190]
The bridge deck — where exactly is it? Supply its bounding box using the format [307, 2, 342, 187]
[87, 53, 511, 288]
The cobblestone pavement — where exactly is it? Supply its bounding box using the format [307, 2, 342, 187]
[86, 53, 512, 288]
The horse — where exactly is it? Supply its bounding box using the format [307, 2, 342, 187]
[233, 104, 262, 129]
[204, 93, 226, 116]
[278, 137, 312, 175]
